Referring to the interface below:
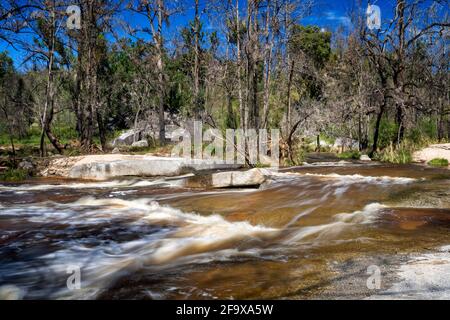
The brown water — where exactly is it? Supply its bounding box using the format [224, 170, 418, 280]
[0, 162, 449, 299]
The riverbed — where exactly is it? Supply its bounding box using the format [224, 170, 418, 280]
[1, 162, 449, 299]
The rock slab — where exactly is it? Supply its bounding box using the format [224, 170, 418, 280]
[43, 154, 242, 180]
[211, 168, 270, 188]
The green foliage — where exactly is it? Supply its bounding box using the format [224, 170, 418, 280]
[52, 125, 78, 142]
[320, 134, 335, 145]
[289, 25, 332, 68]
[224, 110, 238, 129]
[117, 144, 171, 155]
[0, 51, 14, 78]
[253, 162, 271, 168]
[226, 18, 247, 45]
[428, 158, 449, 167]
[370, 117, 441, 153]
[288, 26, 331, 100]
[338, 150, 361, 160]
[66, 148, 83, 157]
[0, 130, 39, 146]
[376, 142, 414, 164]
[407, 118, 438, 146]
[0, 124, 77, 149]
[285, 144, 308, 166]
[166, 56, 191, 115]
[181, 20, 205, 49]
[377, 118, 399, 149]
[0, 168, 28, 181]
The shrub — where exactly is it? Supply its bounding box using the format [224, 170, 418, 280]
[0, 168, 28, 181]
[283, 143, 307, 166]
[376, 142, 413, 164]
[338, 150, 361, 160]
[53, 125, 78, 142]
[377, 118, 398, 149]
[428, 158, 449, 167]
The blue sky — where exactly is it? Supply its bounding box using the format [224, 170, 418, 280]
[303, 0, 400, 29]
[0, 0, 421, 68]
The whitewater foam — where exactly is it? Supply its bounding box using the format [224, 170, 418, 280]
[0, 177, 184, 192]
[1, 198, 279, 299]
[0, 195, 389, 299]
[270, 172, 416, 185]
[284, 203, 385, 244]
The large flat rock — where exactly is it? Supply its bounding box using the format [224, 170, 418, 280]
[369, 246, 450, 299]
[43, 154, 242, 180]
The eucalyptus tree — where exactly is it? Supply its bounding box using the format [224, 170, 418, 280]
[13, 0, 73, 156]
[361, 0, 449, 154]
[128, 0, 183, 145]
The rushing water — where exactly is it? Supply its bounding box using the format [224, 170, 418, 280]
[0, 162, 449, 299]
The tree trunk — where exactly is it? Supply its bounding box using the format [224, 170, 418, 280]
[224, 26, 235, 129]
[193, 0, 201, 120]
[287, 114, 311, 164]
[156, 0, 165, 145]
[246, 0, 260, 130]
[96, 108, 107, 151]
[316, 134, 321, 152]
[262, 0, 272, 129]
[236, 0, 244, 129]
[75, 0, 101, 151]
[370, 103, 386, 158]
[40, 2, 63, 157]
[45, 128, 65, 153]
[393, 0, 406, 146]
[286, 59, 295, 136]
[1, 103, 16, 167]
[438, 98, 445, 141]
[393, 105, 405, 146]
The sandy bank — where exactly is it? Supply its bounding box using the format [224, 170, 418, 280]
[413, 143, 450, 166]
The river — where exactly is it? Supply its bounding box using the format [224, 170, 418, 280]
[1, 161, 449, 299]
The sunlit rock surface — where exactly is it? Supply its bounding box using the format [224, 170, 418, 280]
[42, 154, 242, 180]
[211, 168, 270, 188]
[413, 143, 450, 165]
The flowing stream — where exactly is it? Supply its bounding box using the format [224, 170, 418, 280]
[1, 162, 450, 299]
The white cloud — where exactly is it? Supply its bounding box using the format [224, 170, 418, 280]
[324, 10, 352, 27]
